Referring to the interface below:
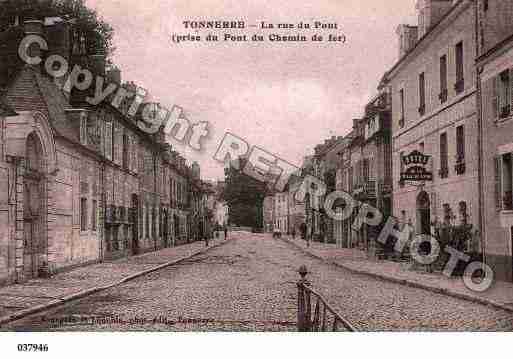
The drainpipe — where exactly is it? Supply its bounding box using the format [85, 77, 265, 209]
[475, 0, 486, 264]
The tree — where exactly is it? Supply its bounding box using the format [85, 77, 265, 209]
[0, 0, 115, 59]
[222, 157, 268, 229]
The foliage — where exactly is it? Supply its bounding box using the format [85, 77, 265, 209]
[0, 0, 115, 59]
[222, 157, 268, 228]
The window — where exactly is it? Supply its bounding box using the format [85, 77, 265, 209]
[439, 55, 448, 103]
[104, 120, 113, 160]
[443, 204, 452, 225]
[399, 89, 405, 127]
[459, 201, 468, 226]
[348, 166, 353, 192]
[498, 70, 511, 118]
[79, 112, 88, 145]
[123, 134, 129, 169]
[80, 198, 88, 231]
[456, 125, 466, 174]
[496, 153, 513, 211]
[399, 151, 405, 186]
[440, 132, 448, 178]
[455, 42, 464, 93]
[91, 200, 97, 231]
[419, 72, 426, 115]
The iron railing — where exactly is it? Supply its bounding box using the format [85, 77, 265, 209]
[296, 265, 357, 332]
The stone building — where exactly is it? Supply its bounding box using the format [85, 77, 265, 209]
[262, 195, 274, 232]
[385, 0, 480, 251]
[0, 14, 200, 284]
[335, 90, 392, 252]
[476, 0, 513, 281]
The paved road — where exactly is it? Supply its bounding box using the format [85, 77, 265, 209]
[3, 233, 513, 331]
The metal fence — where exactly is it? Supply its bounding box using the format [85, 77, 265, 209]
[297, 265, 357, 332]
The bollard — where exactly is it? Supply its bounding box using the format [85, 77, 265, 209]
[297, 265, 310, 331]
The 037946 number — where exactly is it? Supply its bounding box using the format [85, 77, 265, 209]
[17, 344, 49, 352]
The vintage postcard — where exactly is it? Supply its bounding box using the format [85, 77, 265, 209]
[0, 0, 512, 357]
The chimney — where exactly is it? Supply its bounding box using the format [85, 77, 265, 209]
[107, 67, 121, 85]
[23, 19, 45, 63]
[46, 21, 71, 65]
[396, 24, 418, 59]
[89, 54, 106, 77]
[416, 0, 453, 39]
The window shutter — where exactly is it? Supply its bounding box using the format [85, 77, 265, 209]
[105, 121, 113, 160]
[495, 155, 503, 211]
[492, 76, 499, 119]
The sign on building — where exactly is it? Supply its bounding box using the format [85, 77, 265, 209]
[400, 150, 433, 182]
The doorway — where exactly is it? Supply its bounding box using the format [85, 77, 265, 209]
[416, 191, 431, 235]
[23, 133, 46, 279]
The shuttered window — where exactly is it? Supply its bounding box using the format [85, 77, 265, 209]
[419, 72, 426, 115]
[440, 133, 448, 178]
[492, 76, 499, 119]
[455, 41, 464, 93]
[439, 55, 448, 103]
[104, 121, 113, 160]
[456, 125, 465, 162]
[496, 155, 504, 210]
[499, 70, 511, 118]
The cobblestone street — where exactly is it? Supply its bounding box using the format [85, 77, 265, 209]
[4, 233, 513, 332]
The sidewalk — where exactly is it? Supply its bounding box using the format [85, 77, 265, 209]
[0, 237, 230, 326]
[281, 236, 513, 313]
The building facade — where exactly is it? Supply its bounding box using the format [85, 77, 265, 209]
[476, 0, 513, 281]
[0, 15, 205, 285]
[387, 0, 481, 257]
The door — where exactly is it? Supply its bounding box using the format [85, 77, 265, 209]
[23, 133, 45, 279]
[416, 191, 432, 255]
[131, 194, 139, 255]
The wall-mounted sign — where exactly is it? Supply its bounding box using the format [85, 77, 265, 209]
[400, 150, 433, 182]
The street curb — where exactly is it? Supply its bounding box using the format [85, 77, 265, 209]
[280, 237, 513, 314]
[0, 238, 233, 327]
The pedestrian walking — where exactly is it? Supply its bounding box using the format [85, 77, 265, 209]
[224, 225, 228, 240]
[292, 228, 296, 239]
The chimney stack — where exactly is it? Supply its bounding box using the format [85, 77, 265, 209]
[23, 19, 45, 63]
[107, 67, 121, 85]
[416, 0, 453, 39]
[396, 24, 418, 59]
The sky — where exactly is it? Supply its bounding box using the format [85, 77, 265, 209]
[86, 0, 418, 181]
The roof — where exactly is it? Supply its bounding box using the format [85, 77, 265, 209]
[0, 98, 16, 116]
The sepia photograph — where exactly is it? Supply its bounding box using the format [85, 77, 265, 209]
[0, 0, 512, 357]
